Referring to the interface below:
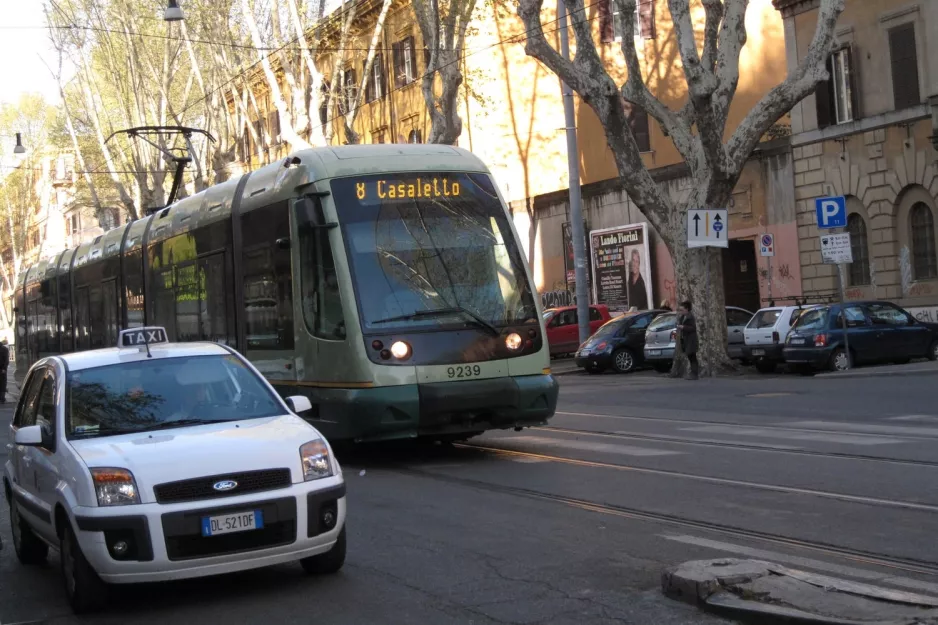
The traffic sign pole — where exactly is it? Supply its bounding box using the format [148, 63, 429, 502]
[836, 225, 851, 370]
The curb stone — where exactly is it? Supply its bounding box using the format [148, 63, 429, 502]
[662, 559, 938, 625]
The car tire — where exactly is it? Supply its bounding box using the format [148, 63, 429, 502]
[928, 341, 938, 362]
[755, 361, 777, 374]
[10, 499, 49, 565]
[61, 521, 108, 614]
[829, 348, 850, 372]
[612, 348, 636, 373]
[301, 526, 347, 575]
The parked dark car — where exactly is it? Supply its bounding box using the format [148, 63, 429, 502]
[783, 301, 938, 373]
[574, 309, 668, 373]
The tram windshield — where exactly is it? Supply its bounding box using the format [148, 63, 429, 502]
[331, 172, 539, 332]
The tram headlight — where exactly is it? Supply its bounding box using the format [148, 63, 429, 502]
[300, 439, 334, 481]
[505, 332, 523, 351]
[390, 340, 411, 360]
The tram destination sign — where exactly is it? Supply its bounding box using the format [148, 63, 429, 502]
[355, 176, 464, 201]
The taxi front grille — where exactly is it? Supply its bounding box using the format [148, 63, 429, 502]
[153, 469, 292, 504]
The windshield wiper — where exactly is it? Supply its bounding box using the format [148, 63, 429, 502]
[372, 307, 499, 336]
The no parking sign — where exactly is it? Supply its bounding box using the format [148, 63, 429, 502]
[760, 233, 775, 257]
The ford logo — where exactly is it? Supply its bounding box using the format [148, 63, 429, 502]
[213, 480, 238, 492]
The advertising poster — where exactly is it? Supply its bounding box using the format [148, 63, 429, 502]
[589, 223, 653, 310]
[562, 222, 590, 291]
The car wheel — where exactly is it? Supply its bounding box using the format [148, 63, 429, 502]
[755, 361, 777, 374]
[301, 526, 347, 575]
[829, 348, 850, 372]
[612, 348, 636, 373]
[929, 341, 938, 362]
[10, 499, 48, 565]
[61, 521, 108, 613]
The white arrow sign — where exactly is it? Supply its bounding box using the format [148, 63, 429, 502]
[687, 209, 729, 249]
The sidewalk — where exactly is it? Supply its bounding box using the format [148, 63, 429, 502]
[816, 359, 938, 379]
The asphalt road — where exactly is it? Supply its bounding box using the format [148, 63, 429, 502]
[4, 367, 938, 624]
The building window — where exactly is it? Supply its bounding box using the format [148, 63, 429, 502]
[66, 213, 80, 236]
[888, 23, 921, 111]
[911, 202, 937, 280]
[846, 213, 870, 286]
[268, 110, 281, 145]
[372, 129, 386, 144]
[622, 99, 650, 152]
[816, 47, 857, 128]
[602, 0, 654, 43]
[319, 81, 330, 126]
[393, 37, 417, 86]
[408, 129, 421, 144]
[364, 53, 386, 102]
[341, 68, 357, 114]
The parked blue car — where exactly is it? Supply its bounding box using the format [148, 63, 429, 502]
[782, 301, 938, 373]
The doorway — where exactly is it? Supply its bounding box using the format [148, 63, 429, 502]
[723, 239, 760, 313]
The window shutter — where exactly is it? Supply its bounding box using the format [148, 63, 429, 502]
[623, 99, 650, 152]
[815, 56, 835, 129]
[267, 110, 280, 144]
[599, 0, 614, 43]
[319, 82, 330, 125]
[405, 37, 417, 81]
[392, 41, 404, 88]
[364, 61, 374, 102]
[843, 46, 860, 121]
[638, 0, 655, 39]
[889, 23, 920, 110]
[375, 53, 385, 98]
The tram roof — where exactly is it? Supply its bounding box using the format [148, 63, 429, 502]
[19, 145, 493, 285]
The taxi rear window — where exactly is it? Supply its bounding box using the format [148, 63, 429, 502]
[66, 355, 284, 439]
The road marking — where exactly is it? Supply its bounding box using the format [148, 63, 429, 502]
[788, 421, 938, 438]
[888, 415, 938, 423]
[681, 425, 906, 446]
[659, 534, 938, 596]
[745, 392, 792, 398]
[461, 443, 938, 513]
[488, 435, 682, 457]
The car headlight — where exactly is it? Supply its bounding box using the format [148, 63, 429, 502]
[300, 439, 334, 481]
[90, 468, 140, 506]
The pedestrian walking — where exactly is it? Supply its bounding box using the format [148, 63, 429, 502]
[676, 300, 698, 380]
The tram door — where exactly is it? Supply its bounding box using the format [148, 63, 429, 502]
[241, 202, 296, 382]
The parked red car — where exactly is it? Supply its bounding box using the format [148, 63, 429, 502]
[543, 304, 612, 356]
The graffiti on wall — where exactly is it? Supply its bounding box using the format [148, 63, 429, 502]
[909, 306, 938, 323]
[541, 290, 577, 309]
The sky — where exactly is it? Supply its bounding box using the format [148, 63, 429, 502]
[0, 0, 62, 107]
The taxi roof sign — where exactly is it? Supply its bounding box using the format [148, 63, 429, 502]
[119, 327, 169, 349]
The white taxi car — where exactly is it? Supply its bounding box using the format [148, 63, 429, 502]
[3, 328, 346, 613]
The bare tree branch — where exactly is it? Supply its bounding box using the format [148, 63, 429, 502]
[712, 0, 748, 127]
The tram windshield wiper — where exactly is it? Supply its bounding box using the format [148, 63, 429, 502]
[372, 307, 499, 336]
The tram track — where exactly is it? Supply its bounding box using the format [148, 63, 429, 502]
[388, 460, 938, 579]
[452, 442, 938, 513]
[556, 410, 938, 441]
[533, 425, 938, 468]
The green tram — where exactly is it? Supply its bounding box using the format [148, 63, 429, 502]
[11, 145, 559, 442]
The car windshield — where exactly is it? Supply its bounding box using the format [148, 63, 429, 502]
[592, 319, 624, 339]
[792, 308, 829, 332]
[749, 310, 781, 329]
[66, 354, 283, 439]
[332, 173, 539, 332]
[648, 313, 676, 332]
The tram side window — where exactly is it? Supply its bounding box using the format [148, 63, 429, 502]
[75, 288, 91, 350]
[175, 263, 200, 342]
[39, 278, 56, 354]
[15, 288, 27, 359]
[88, 285, 104, 349]
[199, 253, 229, 344]
[296, 198, 345, 340]
[59, 274, 72, 353]
[124, 249, 145, 328]
[241, 202, 295, 352]
[150, 267, 178, 341]
[102, 280, 119, 347]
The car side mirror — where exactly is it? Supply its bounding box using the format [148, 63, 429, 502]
[14, 425, 43, 446]
[285, 395, 312, 414]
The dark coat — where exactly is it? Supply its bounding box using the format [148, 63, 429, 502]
[0, 343, 8, 372]
[677, 312, 698, 355]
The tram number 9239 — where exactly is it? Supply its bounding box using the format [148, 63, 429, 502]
[447, 365, 482, 379]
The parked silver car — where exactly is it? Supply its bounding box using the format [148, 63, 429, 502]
[643, 307, 754, 368]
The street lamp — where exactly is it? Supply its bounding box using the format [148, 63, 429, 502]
[163, 0, 184, 21]
[13, 133, 25, 155]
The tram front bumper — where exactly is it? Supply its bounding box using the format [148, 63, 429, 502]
[298, 373, 558, 443]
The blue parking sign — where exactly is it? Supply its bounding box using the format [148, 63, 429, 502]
[815, 196, 847, 229]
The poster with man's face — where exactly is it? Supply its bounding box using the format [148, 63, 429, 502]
[589, 223, 653, 311]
